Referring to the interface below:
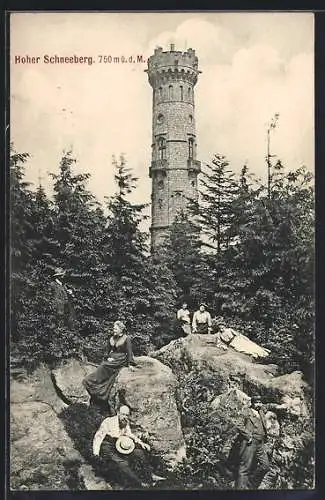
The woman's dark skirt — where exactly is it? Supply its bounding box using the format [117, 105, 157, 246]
[82, 353, 127, 405]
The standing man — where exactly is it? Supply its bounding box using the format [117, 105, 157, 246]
[192, 303, 212, 334]
[177, 302, 191, 336]
[92, 405, 165, 488]
[50, 267, 76, 330]
[234, 395, 271, 489]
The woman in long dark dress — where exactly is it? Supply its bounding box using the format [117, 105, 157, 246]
[82, 321, 135, 410]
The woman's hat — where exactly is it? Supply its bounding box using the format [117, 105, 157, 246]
[115, 436, 135, 455]
[199, 302, 207, 308]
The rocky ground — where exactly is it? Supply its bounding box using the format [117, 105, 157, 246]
[10, 333, 315, 490]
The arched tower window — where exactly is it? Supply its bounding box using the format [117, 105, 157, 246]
[188, 138, 194, 159]
[169, 85, 173, 100]
[180, 85, 183, 101]
[159, 87, 163, 101]
[158, 179, 164, 189]
[188, 87, 191, 100]
[158, 137, 166, 160]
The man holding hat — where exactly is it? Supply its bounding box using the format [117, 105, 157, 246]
[92, 405, 165, 488]
[192, 303, 212, 334]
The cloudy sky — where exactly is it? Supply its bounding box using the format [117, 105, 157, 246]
[10, 12, 314, 213]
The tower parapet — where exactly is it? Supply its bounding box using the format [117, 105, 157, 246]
[146, 44, 201, 251]
[146, 46, 200, 87]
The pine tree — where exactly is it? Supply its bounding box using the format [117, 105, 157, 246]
[10, 146, 65, 366]
[31, 183, 60, 272]
[51, 150, 112, 341]
[10, 145, 34, 272]
[10, 145, 34, 345]
[196, 155, 239, 252]
[215, 162, 314, 378]
[101, 155, 177, 354]
[161, 210, 202, 302]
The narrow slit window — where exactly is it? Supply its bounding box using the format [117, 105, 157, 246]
[188, 138, 194, 159]
[158, 137, 166, 160]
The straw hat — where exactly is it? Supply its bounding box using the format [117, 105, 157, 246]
[115, 436, 135, 455]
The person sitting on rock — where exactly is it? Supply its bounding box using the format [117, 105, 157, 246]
[82, 321, 136, 413]
[177, 302, 191, 336]
[92, 405, 165, 488]
[192, 303, 212, 334]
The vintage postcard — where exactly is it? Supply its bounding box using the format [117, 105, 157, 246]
[9, 11, 315, 492]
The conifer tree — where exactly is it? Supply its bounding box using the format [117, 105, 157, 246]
[10, 146, 33, 344]
[102, 155, 177, 354]
[196, 155, 239, 252]
[161, 209, 202, 302]
[31, 183, 60, 272]
[51, 150, 112, 341]
[215, 162, 314, 378]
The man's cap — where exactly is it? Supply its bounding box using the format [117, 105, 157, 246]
[115, 436, 135, 455]
[251, 395, 262, 404]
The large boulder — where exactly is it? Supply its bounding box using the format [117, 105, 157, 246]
[114, 357, 186, 469]
[152, 334, 279, 394]
[52, 357, 186, 471]
[152, 334, 314, 489]
[51, 359, 95, 405]
[10, 365, 111, 491]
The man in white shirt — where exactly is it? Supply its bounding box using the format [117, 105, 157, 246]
[192, 303, 212, 334]
[92, 405, 164, 488]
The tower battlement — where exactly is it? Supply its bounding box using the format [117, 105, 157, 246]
[146, 45, 200, 87]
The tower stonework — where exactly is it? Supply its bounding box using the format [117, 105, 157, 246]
[146, 45, 201, 251]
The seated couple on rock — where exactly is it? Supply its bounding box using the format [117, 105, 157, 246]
[82, 320, 136, 412]
[93, 404, 165, 489]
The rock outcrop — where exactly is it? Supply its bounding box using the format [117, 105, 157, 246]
[10, 365, 111, 491]
[151, 333, 279, 394]
[51, 356, 186, 470]
[10, 334, 314, 490]
[152, 334, 314, 489]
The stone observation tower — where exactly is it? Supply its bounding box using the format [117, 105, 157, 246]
[146, 44, 201, 251]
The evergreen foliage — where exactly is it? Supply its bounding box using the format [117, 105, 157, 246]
[10, 143, 314, 490]
[165, 157, 314, 381]
[10, 148, 177, 365]
[10, 144, 314, 381]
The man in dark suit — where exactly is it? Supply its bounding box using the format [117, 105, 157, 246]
[234, 395, 270, 489]
[50, 267, 76, 330]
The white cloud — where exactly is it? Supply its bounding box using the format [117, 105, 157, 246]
[10, 12, 313, 212]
